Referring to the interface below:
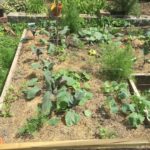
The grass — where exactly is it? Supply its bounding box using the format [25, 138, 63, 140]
[0, 23, 26, 94]
[0, 35, 19, 94]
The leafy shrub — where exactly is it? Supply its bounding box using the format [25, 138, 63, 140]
[26, 0, 47, 14]
[1, 0, 27, 13]
[62, 0, 82, 33]
[75, 0, 107, 15]
[110, 0, 141, 16]
[101, 42, 134, 81]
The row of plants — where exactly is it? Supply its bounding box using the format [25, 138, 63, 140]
[1, 0, 141, 16]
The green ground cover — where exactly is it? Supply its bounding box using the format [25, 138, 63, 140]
[0, 23, 26, 94]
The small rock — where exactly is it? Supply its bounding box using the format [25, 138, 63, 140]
[25, 30, 34, 40]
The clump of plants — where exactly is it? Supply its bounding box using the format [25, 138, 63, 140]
[103, 81, 150, 128]
[79, 27, 113, 43]
[26, 0, 47, 14]
[62, 0, 82, 33]
[19, 58, 93, 136]
[18, 109, 46, 137]
[101, 41, 134, 81]
[1, 0, 47, 14]
[75, 0, 107, 15]
[109, 0, 141, 16]
[99, 127, 117, 139]
[1, 0, 27, 13]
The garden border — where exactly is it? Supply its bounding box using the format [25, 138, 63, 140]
[0, 29, 27, 110]
[6, 12, 150, 26]
[0, 138, 150, 150]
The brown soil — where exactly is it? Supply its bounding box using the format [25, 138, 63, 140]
[0, 29, 150, 143]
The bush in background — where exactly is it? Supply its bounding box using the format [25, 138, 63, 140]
[110, 0, 141, 16]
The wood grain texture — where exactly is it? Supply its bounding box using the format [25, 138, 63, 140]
[0, 139, 150, 150]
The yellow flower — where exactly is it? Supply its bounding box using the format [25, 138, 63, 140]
[88, 49, 97, 56]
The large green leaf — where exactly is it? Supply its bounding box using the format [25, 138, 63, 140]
[27, 78, 38, 87]
[44, 70, 55, 91]
[128, 112, 145, 128]
[121, 103, 135, 114]
[42, 60, 54, 70]
[42, 91, 53, 116]
[106, 96, 118, 114]
[48, 43, 56, 54]
[62, 76, 80, 90]
[74, 89, 93, 106]
[65, 110, 80, 126]
[48, 117, 60, 126]
[23, 86, 41, 100]
[56, 87, 74, 111]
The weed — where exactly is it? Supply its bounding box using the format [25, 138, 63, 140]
[1, 86, 18, 117]
[18, 109, 46, 137]
[99, 127, 117, 139]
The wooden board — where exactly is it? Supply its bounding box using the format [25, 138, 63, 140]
[0, 138, 150, 150]
[0, 29, 27, 110]
[129, 73, 150, 97]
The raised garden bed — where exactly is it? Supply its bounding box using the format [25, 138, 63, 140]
[0, 22, 150, 147]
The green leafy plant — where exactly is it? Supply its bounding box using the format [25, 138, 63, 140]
[74, 0, 107, 15]
[62, 0, 82, 33]
[110, 0, 141, 16]
[18, 110, 46, 136]
[101, 42, 134, 80]
[84, 110, 92, 117]
[26, 0, 47, 14]
[23, 78, 41, 100]
[2, 0, 27, 13]
[20, 60, 93, 133]
[79, 27, 113, 43]
[143, 37, 150, 55]
[103, 81, 150, 128]
[48, 117, 60, 126]
[42, 68, 92, 125]
[99, 127, 117, 139]
[0, 86, 18, 117]
[65, 110, 80, 126]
